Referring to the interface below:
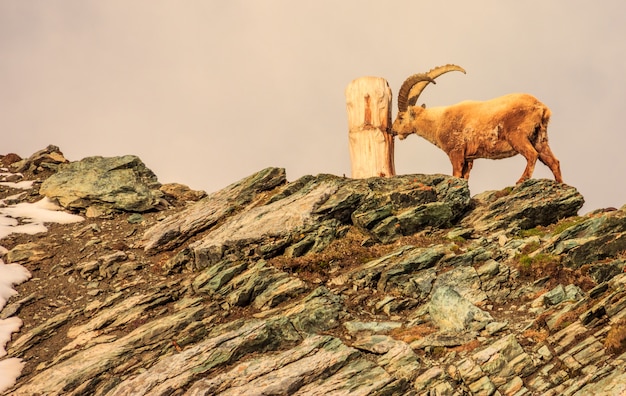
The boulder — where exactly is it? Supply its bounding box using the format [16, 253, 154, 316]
[39, 155, 163, 213]
[159, 183, 207, 202]
[543, 208, 626, 268]
[429, 286, 493, 332]
[462, 179, 584, 232]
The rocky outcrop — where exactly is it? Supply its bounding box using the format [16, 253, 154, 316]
[140, 167, 287, 254]
[9, 144, 68, 174]
[40, 155, 163, 213]
[147, 172, 471, 272]
[4, 148, 626, 396]
[541, 208, 626, 268]
[462, 179, 584, 232]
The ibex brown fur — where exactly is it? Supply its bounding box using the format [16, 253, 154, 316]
[391, 65, 563, 184]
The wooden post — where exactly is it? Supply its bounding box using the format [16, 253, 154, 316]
[345, 76, 395, 178]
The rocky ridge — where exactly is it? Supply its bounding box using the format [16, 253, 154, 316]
[1, 146, 626, 395]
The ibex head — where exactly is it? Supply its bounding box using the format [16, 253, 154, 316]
[392, 64, 466, 140]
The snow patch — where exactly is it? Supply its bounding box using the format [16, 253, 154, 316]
[0, 262, 31, 312]
[0, 263, 29, 393]
[0, 358, 26, 392]
[0, 181, 34, 190]
[0, 317, 23, 357]
[0, 183, 84, 392]
[1, 197, 84, 224]
[0, 197, 84, 239]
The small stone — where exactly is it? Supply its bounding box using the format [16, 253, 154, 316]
[544, 284, 566, 306]
[537, 345, 552, 360]
[343, 321, 402, 335]
[484, 321, 508, 335]
[85, 206, 106, 218]
[468, 375, 496, 395]
[414, 366, 445, 391]
[500, 376, 524, 396]
[477, 260, 500, 277]
[127, 214, 144, 224]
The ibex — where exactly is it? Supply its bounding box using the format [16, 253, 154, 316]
[391, 65, 563, 184]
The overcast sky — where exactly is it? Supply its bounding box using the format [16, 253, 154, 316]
[1, 1, 625, 213]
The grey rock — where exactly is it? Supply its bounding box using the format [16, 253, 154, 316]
[484, 321, 508, 336]
[413, 366, 446, 392]
[40, 155, 163, 212]
[191, 259, 249, 293]
[344, 321, 403, 335]
[572, 368, 626, 395]
[0, 292, 37, 319]
[544, 209, 626, 268]
[12, 144, 68, 173]
[468, 375, 497, 395]
[225, 261, 307, 310]
[587, 259, 625, 283]
[106, 318, 301, 396]
[477, 260, 501, 278]
[280, 287, 346, 334]
[353, 174, 470, 243]
[543, 284, 567, 306]
[141, 167, 287, 255]
[352, 335, 421, 381]
[159, 182, 207, 202]
[429, 286, 493, 332]
[127, 213, 144, 224]
[4, 242, 52, 264]
[182, 335, 367, 396]
[14, 305, 206, 395]
[410, 331, 479, 349]
[462, 179, 584, 232]
[542, 284, 584, 307]
[8, 309, 77, 356]
[334, 244, 449, 297]
[432, 265, 488, 305]
[145, 172, 470, 271]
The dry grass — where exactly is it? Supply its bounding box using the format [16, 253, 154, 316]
[605, 318, 626, 355]
[549, 216, 585, 236]
[268, 227, 450, 281]
[522, 328, 550, 343]
[451, 339, 482, 353]
[494, 186, 514, 199]
[529, 288, 549, 301]
[551, 310, 581, 332]
[389, 323, 437, 344]
[511, 252, 595, 291]
[268, 228, 383, 277]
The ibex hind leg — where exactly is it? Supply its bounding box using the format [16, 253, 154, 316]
[509, 138, 539, 184]
[461, 160, 474, 179]
[537, 145, 563, 183]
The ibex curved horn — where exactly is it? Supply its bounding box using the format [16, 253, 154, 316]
[398, 64, 466, 112]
